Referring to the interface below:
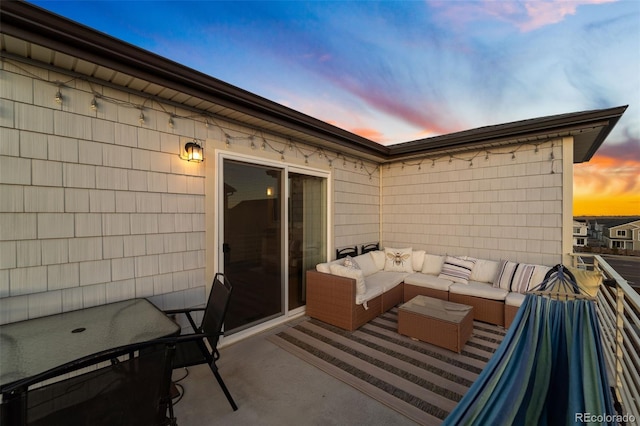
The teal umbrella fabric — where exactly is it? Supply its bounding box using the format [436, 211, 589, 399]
[444, 277, 615, 425]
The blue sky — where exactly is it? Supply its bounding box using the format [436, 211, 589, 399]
[30, 0, 640, 214]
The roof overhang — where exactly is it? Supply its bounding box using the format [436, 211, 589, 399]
[1, 1, 626, 164]
[387, 106, 627, 163]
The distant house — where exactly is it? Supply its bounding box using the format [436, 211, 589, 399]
[588, 219, 605, 243]
[573, 220, 588, 247]
[604, 220, 640, 251]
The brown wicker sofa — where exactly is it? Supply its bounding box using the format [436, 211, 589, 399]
[306, 270, 403, 331]
[306, 248, 553, 331]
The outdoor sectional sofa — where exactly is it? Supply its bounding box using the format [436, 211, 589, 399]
[306, 247, 554, 331]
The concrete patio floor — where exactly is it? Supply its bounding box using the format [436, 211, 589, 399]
[172, 318, 418, 426]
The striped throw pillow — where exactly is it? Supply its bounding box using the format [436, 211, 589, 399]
[438, 256, 476, 284]
[494, 260, 549, 293]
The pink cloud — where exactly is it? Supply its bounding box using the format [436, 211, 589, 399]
[325, 74, 456, 137]
[520, 0, 617, 31]
[428, 0, 618, 32]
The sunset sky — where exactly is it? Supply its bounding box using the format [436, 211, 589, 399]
[31, 0, 640, 216]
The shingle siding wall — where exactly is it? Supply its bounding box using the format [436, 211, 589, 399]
[332, 166, 380, 251]
[381, 141, 564, 266]
[0, 62, 206, 324]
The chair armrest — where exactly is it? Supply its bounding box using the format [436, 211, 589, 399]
[163, 307, 205, 332]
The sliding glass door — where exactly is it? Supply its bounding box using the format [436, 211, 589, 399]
[221, 158, 327, 334]
[223, 160, 283, 332]
[288, 172, 327, 310]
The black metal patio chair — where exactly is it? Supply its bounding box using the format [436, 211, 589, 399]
[0, 339, 177, 426]
[164, 272, 238, 411]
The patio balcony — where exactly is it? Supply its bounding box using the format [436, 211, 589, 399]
[571, 254, 640, 423]
[170, 255, 639, 425]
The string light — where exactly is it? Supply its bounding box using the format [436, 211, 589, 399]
[15, 62, 552, 182]
[7, 59, 385, 178]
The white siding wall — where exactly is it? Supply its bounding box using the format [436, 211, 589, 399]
[333, 166, 380, 252]
[0, 62, 207, 324]
[381, 141, 566, 266]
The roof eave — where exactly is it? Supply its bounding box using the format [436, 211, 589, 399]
[387, 106, 628, 164]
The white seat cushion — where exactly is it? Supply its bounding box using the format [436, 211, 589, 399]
[404, 273, 454, 292]
[355, 283, 384, 305]
[449, 281, 509, 301]
[365, 271, 409, 293]
[505, 292, 526, 307]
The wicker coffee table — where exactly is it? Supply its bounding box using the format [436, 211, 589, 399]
[397, 295, 474, 353]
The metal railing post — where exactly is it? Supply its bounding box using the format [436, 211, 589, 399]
[614, 284, 625, 405]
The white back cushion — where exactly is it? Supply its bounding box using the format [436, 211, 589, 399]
[353, 253, 380, 277]
[421, 254, 445, 275]
[412, 250, 426, 272]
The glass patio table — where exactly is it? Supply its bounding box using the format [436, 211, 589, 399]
[0, 298, 180, 391]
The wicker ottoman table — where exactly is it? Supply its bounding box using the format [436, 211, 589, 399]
[397, 295, 474, 353]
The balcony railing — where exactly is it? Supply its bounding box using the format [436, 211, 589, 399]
[571, 254, 640, 422]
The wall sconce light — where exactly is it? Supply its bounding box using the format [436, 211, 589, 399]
[266, 187, 274, 197]
[180, 142, 204, 162]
